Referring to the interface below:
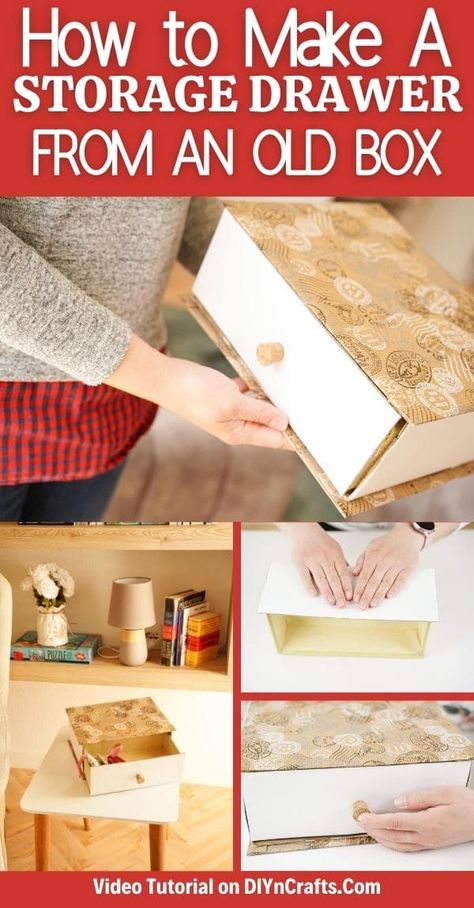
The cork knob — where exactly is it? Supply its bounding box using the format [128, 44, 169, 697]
[352, 800, 370, 821]
[136, 774, 145, 785]
[256, 342, 285, 366]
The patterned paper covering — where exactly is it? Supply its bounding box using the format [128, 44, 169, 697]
[187, 297, 474, 514]
[247, 832, 374, 855]
[241, 701, 474, 772]
[66, 697, 174, 744]
[226, 201, 474, 425]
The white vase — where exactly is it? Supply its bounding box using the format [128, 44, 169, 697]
[36, 605, 68, 647]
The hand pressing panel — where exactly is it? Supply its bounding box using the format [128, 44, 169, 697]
[357, 787, 474, 852]
[284, 523, 352, 608]
[352, 525, 423, 609]
[281, 523, 458, 610]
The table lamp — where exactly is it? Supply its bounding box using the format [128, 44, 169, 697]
[108, 576, 156, 666]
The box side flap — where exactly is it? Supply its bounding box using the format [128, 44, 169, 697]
[241, 701, 474, 772]
[258, 563, 438, 623]
[348, 412, 474, 498]
[225, 200, 474, 426]
[66, 697, 175, 744]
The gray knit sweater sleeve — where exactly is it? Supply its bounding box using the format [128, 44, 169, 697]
[178, 198, 224, 274]
[0, 221, 131, 385]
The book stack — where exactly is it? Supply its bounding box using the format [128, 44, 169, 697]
[10, 631, 102, 663]
[160, 588, 208, 666]
[185, 612, 222, 667]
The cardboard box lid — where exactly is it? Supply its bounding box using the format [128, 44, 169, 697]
[258, 562, 438, 623]
[66, 697, 175, 745]
[241, 701, 474, 772]
[226, 200, 474, 426]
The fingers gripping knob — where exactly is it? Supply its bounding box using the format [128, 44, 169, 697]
[256, 342, 285, 366]
[353, 800, 370, 821]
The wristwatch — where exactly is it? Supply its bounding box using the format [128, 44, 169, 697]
[410, 522, 435, 549]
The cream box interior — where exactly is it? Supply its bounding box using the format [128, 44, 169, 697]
[258, 562, 438, 658]
[192, 202, 474, 504]
[67, 697, 184, 797]
[242, 701, 474, 845]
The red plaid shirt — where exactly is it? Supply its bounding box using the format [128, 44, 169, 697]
[0, 381, 157, 485]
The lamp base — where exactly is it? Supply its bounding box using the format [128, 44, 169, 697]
[119, 628, 148, 666]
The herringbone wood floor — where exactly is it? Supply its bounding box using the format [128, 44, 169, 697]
[5, 769, 233, 871]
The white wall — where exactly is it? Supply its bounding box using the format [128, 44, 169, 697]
[8, 680, 232, 787]
[1, 546, 232, 649]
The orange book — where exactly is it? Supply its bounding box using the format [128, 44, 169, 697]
[185, 645, 219, 667]
[187, 612, 222, 637]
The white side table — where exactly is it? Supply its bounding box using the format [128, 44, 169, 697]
[21, 726, 180, 871]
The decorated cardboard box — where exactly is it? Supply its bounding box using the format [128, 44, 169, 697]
[242, 700, 474, 849]
[67, 697, 184, 796]
[258, 562, 438, 658]
[192, 201, 474, 515]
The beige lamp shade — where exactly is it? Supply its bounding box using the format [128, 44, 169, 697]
[108, 577, 156, 630]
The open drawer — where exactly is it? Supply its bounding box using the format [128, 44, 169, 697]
[66, 697, 184, 796]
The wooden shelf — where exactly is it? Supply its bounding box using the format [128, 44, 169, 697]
[10, 648, 232, 692]
[0, 523, 233, 550]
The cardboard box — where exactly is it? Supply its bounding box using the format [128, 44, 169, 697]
[258, 562, 438, 658]
[192, 201, 474, 515]
[67, 697, 184, 796]
[242, 700, 474, 846]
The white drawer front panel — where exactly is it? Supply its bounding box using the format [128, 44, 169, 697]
[194, 210, 400, 495]
[88, 752, 185, 796]
[243, 760, 470, 842]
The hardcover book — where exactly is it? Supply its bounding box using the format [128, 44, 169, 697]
[185, 612, 222, 667]
[160, 589, 206, 666]
[177, 599, 210, 666]
[10, 631, 102, 663]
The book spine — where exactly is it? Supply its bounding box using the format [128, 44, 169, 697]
[175, 606, 185, 666]
[160, 597, 177, 666]
[179, 602, 209, 667]
[171, 592, 205, 666]
[186, 631, 220, 651]
[185, 645, 219, 667]
[11, 645, 96, 663]
[187, 618, 222, 636]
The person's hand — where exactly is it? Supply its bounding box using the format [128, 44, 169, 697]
[356, 787, 474, 852]
[159, 360, 291, 448]
[287, 524, 352, 607]
[107, 335, 291, 450]
[352, 525, 423, 609]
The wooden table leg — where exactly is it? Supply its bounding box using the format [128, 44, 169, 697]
[34, 814, 51, 871]
[149, 824, 167, 871]
[83, 818, 92, 831]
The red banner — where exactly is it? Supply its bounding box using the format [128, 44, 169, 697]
[0, 871, 472, 902]
[0, 0, 472, 194]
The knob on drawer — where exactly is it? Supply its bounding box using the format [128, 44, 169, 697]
[256, 342, 285, 366]
[136, 774, 145, 784]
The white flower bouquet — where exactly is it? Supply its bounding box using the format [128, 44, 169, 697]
[21, 562, 75, 611]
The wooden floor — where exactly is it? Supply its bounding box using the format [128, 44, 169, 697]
[5, 770, 233, 872]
